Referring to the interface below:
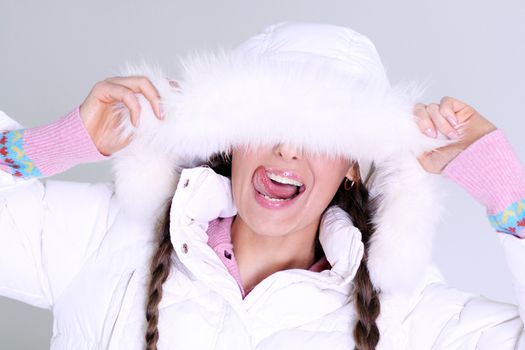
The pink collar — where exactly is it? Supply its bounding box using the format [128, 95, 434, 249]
[206, 216, 331, 299]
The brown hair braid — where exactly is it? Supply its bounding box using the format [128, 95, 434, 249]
[145, 201, 174, 350]
[328, 162, 382, 350]
[144, 152, 231, 349]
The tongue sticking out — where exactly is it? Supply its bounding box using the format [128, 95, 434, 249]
[253, 167, 298, 200]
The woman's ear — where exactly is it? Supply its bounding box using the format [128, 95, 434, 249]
[345, 162, 359, 182]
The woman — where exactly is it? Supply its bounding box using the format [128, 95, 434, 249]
[1, 22, 524, 349]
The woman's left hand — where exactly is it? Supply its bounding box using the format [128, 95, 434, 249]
[413, 96, 497, 174]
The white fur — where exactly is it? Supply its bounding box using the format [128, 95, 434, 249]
[110, 22, 454, 295]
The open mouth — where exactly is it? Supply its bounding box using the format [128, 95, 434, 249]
[252, 166, 306, 204]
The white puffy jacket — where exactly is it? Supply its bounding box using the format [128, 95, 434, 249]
[1, 114, 525, 348]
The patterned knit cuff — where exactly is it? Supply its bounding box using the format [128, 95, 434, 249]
[487, 199, 525, 238]
[442, 129, 525, 238]
[0, 107, 110, 178]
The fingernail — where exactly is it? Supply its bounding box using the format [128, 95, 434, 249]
[447, 115, 458, 127]
[425, 128, 436, 138]
[447, 130, 459, 139]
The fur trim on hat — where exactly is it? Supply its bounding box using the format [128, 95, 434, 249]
[111, 22, 454, 295]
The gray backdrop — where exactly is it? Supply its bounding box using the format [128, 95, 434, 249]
[1, 0, 524, 348]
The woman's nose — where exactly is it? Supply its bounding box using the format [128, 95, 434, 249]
[273, 143, 302, 160]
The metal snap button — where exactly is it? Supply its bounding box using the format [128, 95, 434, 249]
[181, 243, 189, 254]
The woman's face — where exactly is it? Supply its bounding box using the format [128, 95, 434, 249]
[231, 143, 355, 237]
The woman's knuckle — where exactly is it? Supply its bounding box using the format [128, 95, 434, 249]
[427, 103, 439, 111]
[94, 80, 109, 91]
[413, 104, 428, 117]
[137, 76, 150, 84]
[441, 95, 453, 103]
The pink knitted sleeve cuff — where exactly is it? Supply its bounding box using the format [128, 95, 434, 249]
[442, 129, 525, 238]
[0, 106, 110, 178]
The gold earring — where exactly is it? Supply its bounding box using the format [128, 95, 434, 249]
[344, 177, 355, 191]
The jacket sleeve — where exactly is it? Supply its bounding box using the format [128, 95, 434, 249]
[405, 265, 525, 349]
[405, 129, 525, 349]
[0, 109, 115, 309]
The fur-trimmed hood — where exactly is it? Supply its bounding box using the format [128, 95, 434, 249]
[111, 22, 454, 296]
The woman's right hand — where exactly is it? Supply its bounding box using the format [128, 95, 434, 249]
[79, 76, 164, 156]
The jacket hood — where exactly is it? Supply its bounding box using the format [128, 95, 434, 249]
[111, 22, 452, 295]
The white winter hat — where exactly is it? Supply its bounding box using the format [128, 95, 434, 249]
[113, 22, 453, 295]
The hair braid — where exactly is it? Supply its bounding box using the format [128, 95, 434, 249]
[329, 164, 381, 350]
[349, 180, 381, 349]
[145, 201, 174, 350]
[143, 153, 230, 348]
